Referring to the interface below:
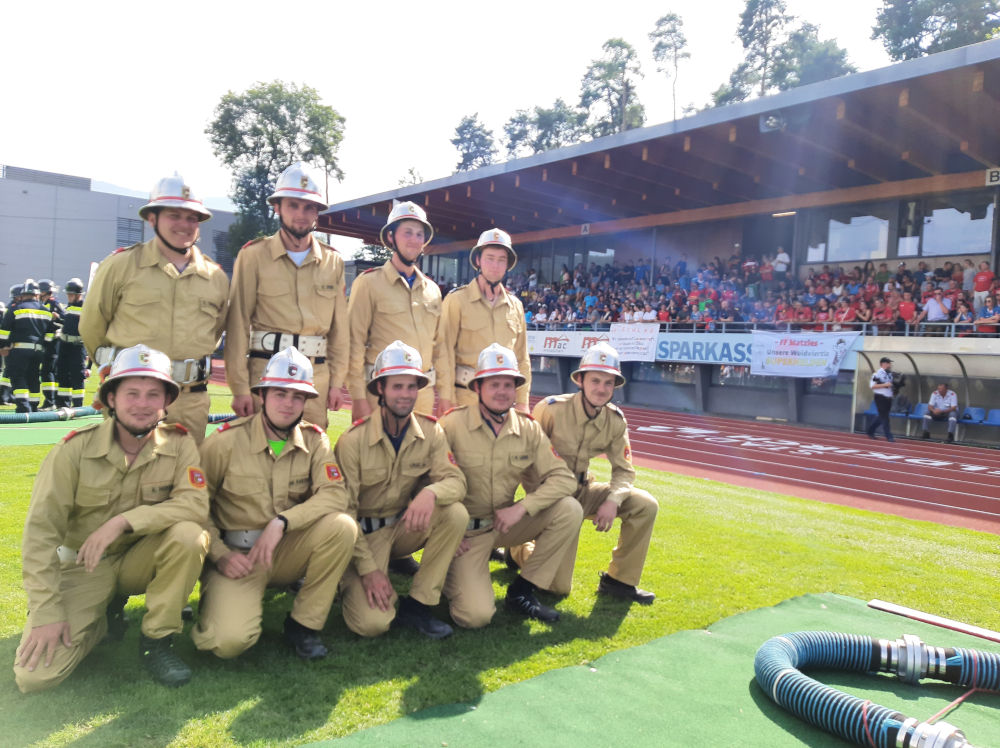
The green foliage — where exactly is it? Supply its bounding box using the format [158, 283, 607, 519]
[649, 12, 691, 121]
[451, 114, 498, 172]
[503, 99, 587, 158]
[579, 38, 646, 138]
[771, 23, 857, 91]
[353, 244, 393, 263]
[711, 63, 756, 107]
[738, 0, 793, 96]
[206, 80, 345, 237]
[397, 167, 423, 187]
[872, 0, 1000, 60]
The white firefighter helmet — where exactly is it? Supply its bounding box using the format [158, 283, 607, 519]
[379, 201, 434, 248]
[98, 344, 180, 406]
[571, 342, 626, 387]
[367, 340, 429, 395]
[251, 347, 319, 399]
[470, 343, 525, 388]
[267, 161, 327, 209]
[469, 228, 517, 271]
[138, 173, 213, 221]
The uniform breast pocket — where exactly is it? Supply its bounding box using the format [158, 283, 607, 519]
[120, 288, 162, 311]
[401, 461, 430, 478]
[198, 297, 223, 321]
[422, 297, 441, 318]
[505, 310, 523, 335]
[360, 467, 388, 488]
[380, 296, 409, 315]
[288, 474, 311, 503]
[140, 481, 173, 504]
[315, 284, 339, 299]
[508, 453, 532, 472]
[259, 278, 292, 298]
[221, 475, 262, 499]
[75, 484, 111, 507]
[454, 452, 483, 470]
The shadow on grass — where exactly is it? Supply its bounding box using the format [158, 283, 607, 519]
[1, 564, 634, 746]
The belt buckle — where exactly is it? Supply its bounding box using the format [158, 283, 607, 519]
[260, 332, 278, 352]
[179, 358, 200, 384]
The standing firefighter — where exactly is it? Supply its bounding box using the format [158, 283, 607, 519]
[80, 174, 229, 444]
[347, 201, 441, 420]
[14, 345, 210, 692]
[0, 283, 20, 404]
[225, 161, 348, 429]
[56, 278, 87, 409]
[510, 343, 658, 604]
[335, 341, 467, 639]
[0, 280, 55, 413]
[38, 279, 65, 410]
[193, 348, 357, 660]
[434, 229, 530, 414]
[440, 344, 581, 628]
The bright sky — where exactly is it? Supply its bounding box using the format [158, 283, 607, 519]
[2, 1, 891, 220]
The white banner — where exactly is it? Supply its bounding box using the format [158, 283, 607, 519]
[527, 330, 611, 357]
[608, 323, 659, 362]
[750, 331, 861, 378]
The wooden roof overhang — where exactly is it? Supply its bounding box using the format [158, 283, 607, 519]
[319, 39, 1000, 254]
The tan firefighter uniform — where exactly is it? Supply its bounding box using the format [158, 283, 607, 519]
[439, 405, 581, 628]
[224, 233, 348, 428]
[14, 419, 210, 693]
[79, 240, 229, 443]
[191, 414, 357, 658]
[347, 261, 441, 415]
[334, 411, 467, 636]
[434, 282, 531, 410]
[511, 392, 658, 594]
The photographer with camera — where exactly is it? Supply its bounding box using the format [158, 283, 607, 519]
[866, 357, 896, 442]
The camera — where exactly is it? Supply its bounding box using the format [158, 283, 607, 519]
[891, 372, 906, 396]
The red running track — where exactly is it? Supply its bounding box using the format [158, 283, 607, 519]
[616, 405, 1000, 536]
[212, 363, 999, 535]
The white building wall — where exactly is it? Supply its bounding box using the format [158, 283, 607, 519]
[0, 168, 235, 297]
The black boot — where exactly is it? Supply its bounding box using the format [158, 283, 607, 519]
[505, 575, 559, 622]
[394, 596, 453, 639]
[139, 634, 192, 687]
[388, 555, 420, 576]
[105, 595, 129, 642]
[283, 614, 328, 660]
[597, 572, 656, 605]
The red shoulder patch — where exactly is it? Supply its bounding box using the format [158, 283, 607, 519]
[352, 417, 366, 427]
[111, 246, 130, 255]
[306, 423, 323, 434]
[325, 463, 343, 481]
[442, 407, 459, 416]
[171, 423, 189, 434]
[362, 267, 378, 274]
[520, 411, 535, 421]
[62, 429, 80, 443]
[188, 467, 206, 488]
[217, 421, 232, 432]
[421, 413, 438, 422]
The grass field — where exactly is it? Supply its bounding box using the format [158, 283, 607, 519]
[1, 380, 998, 746]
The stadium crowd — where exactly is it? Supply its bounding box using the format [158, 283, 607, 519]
[504, 253, 1000, 336]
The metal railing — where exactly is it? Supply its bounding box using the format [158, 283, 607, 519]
[525, 320, 998, 337]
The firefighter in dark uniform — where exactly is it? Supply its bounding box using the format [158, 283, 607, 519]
[0, 283, 19, 404]
[56, 278, 87, 409]
[0, 280, 55, 412]
[38, 279, 65, 410]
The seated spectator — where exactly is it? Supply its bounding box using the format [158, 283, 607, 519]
[975, 296, 999, 335]
[854, 299, 873, 332]
[534, 305, 549, 326]
[832, 298, 856, 330]
[656, 303, 670, 323]
[921, 383, 959, 442]
[812, 298, 832, 331]
[640, 303, 657, 322]
[953, 300, 974, 336]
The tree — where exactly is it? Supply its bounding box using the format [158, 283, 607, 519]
[398, 167, 423, 186]
[650, 13, 691, 121]
[451, 114, 498, 172]
[579, 38, 646, 138]
[353, 243, 393, 262]
[771, 23, 857, 90]
[873, 0, 1000, 60]
[206, 80, 345, 253]
[738, 0, 793, 96]
[710, 63, 755, 107]
[503, 99, 586, 157]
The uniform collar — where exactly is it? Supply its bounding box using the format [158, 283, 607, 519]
[267, 231, 321, 264]
[469, 276, 511, 307]
[466, 402, 520, 437]
[83, 418, 172, 466]
[382, 258, 426, 288]
[140, 238, 215, 279]
[249, 411, 308, 455]
[367, 409, 425, 448]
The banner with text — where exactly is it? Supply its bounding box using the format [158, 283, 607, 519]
[750, 331, 861, 377]
[608, 323, 660, 361]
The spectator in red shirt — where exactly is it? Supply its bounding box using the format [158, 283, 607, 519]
[896, 291, 918, 333]
[813, 298, 833, 331]
[832, 298, 856, 331]
[792, 300, 813, 328]
[871, 298, 894, 335]
[973, 261, 995, 313]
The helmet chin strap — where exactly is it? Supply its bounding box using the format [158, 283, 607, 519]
[261, 398, 300, 441]
[279, 218, 314, 242]
[394, 248, 417, 267]
[153, 225, 195, 255]
[477, 390, 509, 426]
[478, 271, 503, 293]
[581, 394, 604, 419]
[111, 410, 162, 439]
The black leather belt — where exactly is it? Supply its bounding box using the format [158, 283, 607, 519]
[250, 350, 325, 364]
[183, 384, 208, 393]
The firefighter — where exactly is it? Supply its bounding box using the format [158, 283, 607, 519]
[225, 161, 348, 429]
[80, 174, 229, 443]
[0, 280, 54, 412]
[38, 279, 65, 410]
[56, 278, 87, 409]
